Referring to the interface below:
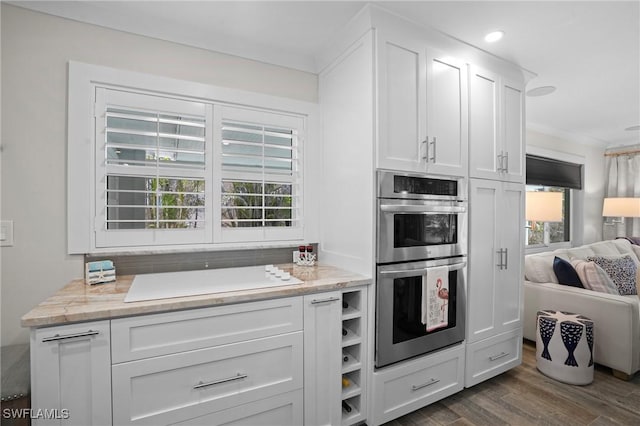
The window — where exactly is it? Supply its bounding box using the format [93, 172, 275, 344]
[526, 185, 570, 245]
[217, 106, 303, 242]
[525, 154, 582, 248]
[68, 62, 314, 253]
[87, 87, 304, 250]
[94, 89, 212, 248]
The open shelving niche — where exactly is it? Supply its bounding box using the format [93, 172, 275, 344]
[341, 288, 367, 425]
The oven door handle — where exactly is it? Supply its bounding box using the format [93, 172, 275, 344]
[379, 204, 466, 214]
[379, 262, 466, 278]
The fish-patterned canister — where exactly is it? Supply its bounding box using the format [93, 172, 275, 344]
[535, 310, 594, 385]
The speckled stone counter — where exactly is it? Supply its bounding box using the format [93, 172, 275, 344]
[21, 263, 371, 328]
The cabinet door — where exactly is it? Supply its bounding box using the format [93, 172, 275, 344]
[467, 179, 500, 343]
[468, 180, 524, 344]
[31, 321, 111, 426]
[469, 66, 500, 180]
[303, 292, 342, 426]
[497, 182, 524, 330]
[502, 80, 525, 183]
[425, 51, 468, 177]
[377, 29, 427, 172]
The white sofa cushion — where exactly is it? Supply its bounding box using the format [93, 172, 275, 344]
[524, 252, 571, 283]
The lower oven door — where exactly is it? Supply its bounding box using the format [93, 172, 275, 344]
[375, 257, 466, 368]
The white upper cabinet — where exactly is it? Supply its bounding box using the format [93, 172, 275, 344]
[377, 28, 468, 176]
[469, 65, 525, 182]
[425, 51, 469, 177]
[502, 79, 525, 182]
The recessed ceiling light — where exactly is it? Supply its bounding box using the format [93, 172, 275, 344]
[484, 30, 504, 43]
[625, 125, 640, 131]
[526, 86, 556, 97]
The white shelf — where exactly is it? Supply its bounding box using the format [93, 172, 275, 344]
[342, 358, 362, 375]
[341, 381, 361, 399]
[341, 328, 362, 347]
[341, 306, 361, 321]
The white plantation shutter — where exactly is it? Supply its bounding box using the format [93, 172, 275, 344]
[218, 106, 304, 242]
[95, 89, 213, 247]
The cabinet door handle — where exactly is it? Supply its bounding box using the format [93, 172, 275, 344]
[496, 249, 505, 270]
[310, 296, 340, 305]
[41, 330, 100, 342]
[429, 137, 437, 163]
[421, 139, 429, 160]
[504, 248, 508, 270]
[497, 151, 504, 172]
[489, 352, 510, 361]
[194, 373, 247, 390]
[504, 151, 509, 173]
[411, 378, 440, 391]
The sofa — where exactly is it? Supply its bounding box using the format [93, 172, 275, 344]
[523, 239, 640, 379]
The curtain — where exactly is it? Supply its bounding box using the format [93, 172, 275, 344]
[605, 148, 640, 237]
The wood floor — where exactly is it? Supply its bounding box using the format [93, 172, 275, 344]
[384, 340, 640, 426]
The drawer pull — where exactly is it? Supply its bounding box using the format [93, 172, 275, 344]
[489, 352, 510, 362]
[42, 330, 100, 342]
[194, 373, 247, 390]
[310, 296, 340, 305]
[411, 378, 440, 391]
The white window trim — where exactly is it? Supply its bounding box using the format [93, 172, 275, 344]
[525, 145, 585, 254]
[68, 61, 318, 254]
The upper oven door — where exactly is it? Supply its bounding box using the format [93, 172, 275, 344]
[377, 199, 467, 263]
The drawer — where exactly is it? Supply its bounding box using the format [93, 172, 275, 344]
[112, 332, 303, 425]
[372, 343, 465, 425]
[171, 390, 303, 426]
[112, 296, 302, 363]
[465, 328, 522, 387]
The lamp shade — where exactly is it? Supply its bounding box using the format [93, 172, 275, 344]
[602, 197, 640, 217]
[526, 191, 563, 222]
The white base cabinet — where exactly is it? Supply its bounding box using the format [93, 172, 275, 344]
[29, 288, 370, 426]
[30, 320, 112, 426]
[371, 343, 465, 425]
[465, 328, 522, 387]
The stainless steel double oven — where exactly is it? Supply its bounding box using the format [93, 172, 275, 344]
[376, 170, 467, 368]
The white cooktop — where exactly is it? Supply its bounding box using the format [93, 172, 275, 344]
[124, 265, 302, 303]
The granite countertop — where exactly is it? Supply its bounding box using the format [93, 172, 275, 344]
[21, 263, 371, 328]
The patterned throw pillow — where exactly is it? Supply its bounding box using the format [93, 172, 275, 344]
[586, 255, 638, 295]
[570, 259, 619, 295]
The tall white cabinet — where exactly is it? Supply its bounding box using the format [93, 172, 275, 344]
[465, 69, 525, 386]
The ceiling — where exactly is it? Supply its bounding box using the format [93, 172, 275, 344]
[11, 1, 640, 147]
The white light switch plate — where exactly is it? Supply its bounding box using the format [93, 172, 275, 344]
[0, 220, 14, 247]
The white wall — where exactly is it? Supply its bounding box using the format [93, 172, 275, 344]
[526, 129, 607, 245]
[0, 4, 317, 345]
